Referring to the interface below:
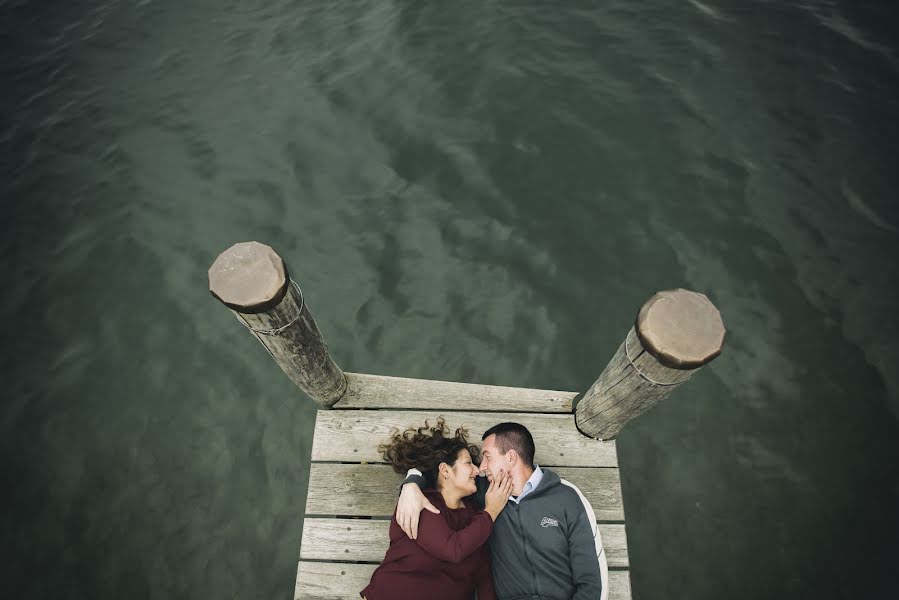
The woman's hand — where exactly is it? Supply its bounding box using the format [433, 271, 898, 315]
[396, 483, 440, 539]
[484, 471, 514, 521]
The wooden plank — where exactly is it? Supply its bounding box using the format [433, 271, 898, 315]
[335, 372, 577, 412]
[311, 410, 617, 467]
[597, 522, 629, 568]
[295, 561, 631, 600]
[301, 518, 629, 567]
[610, 569, 632, 600]
[305, 464, 625, 521]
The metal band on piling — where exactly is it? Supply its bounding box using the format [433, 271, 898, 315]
[623, 338, 681, 387]
[237, 280, 305, 336]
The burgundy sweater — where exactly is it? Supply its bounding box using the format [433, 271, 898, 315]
[361, 490, 496, 600]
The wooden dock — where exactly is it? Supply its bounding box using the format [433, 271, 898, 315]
[207, 242, 726, 600]
[295, 373, 631, 599]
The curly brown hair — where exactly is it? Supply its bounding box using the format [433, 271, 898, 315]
[379, 417, 481, 489]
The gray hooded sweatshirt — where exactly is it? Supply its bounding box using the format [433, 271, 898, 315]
[405, 468, 602, 600]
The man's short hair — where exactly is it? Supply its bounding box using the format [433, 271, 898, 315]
[482, 422, 535, 468]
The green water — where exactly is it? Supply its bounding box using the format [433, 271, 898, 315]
[2, 0, 898, 598]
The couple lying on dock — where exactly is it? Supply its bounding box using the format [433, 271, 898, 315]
[361, 418, 606, 600]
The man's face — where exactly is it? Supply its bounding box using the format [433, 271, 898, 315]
[479, 434, 507, 482]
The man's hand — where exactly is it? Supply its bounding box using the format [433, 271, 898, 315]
[396, 482, 439, 539]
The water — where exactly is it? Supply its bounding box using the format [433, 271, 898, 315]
[2, 0, 898, 598]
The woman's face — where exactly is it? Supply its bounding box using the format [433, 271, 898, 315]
[445, 448, 479, 495]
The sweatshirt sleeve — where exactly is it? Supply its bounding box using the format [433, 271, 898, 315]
[566, 501, 603, 600]
[472, 474, 488, 510]
[398, 473, 427, 495]
[414, 508, 493, 564]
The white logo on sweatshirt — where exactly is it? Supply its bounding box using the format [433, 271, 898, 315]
[540, 517, 559, 528]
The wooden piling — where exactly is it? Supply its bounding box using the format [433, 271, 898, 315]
[208, 241, 346, 408]
[575, 289, 725, 440]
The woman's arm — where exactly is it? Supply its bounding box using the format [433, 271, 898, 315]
[475, 550, 497, 600]
[414, 509, 493, 563]
[396, 471, 440, 539]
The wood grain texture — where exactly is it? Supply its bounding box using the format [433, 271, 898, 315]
[305, 464, 625, 521]
[334, 372, 577, 412]
[311, 410, 618, 467]
[233, 288, 346, 408]
[295, 561, 632, 600]
[575, 327, 698, 440]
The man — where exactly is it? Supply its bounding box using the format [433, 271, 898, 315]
[396, 422, 603, 600]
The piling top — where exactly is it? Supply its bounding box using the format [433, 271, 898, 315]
[635, 289, 725, 369]
[208, 241, 289, 313]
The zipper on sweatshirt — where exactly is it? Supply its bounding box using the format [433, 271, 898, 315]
[516, 478, 560, 597]
[509, 502, 538, 595]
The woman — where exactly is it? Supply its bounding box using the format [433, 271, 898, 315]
[361, 418, 514, 600]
